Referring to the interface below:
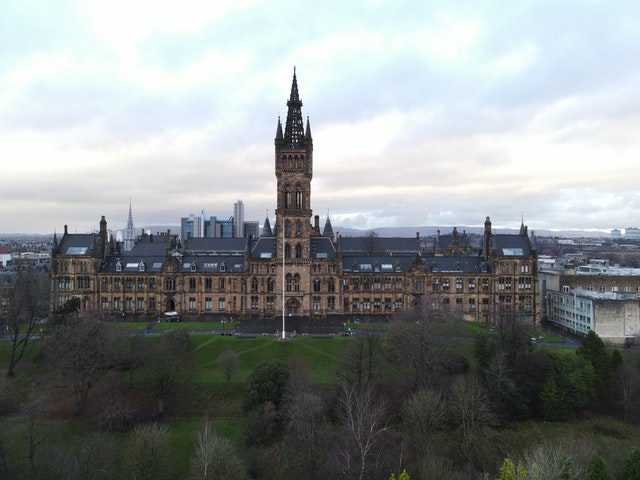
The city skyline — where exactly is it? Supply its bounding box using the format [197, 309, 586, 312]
[1, 1, 639, 233]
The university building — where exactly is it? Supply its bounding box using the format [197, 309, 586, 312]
[50, 72, 538, 323]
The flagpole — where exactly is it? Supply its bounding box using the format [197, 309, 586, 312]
[282, 216, 286, 339]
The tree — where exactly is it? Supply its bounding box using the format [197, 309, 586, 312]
[146, 329, 195, 414]
[336, 334, 385, 391]
[189, 418, 246, 479]
[576, 331, 614, 402]
[216, 350, 239, 382]
[616, 447, 640, 480]
[524, 442, 585, 480]
[336, 382, 389, 480]
[124, 423, 173, 480]
[586, 455, 609, 480]
[497, 458, 528, 480]
[401, 388, 447, 451]
[1, 271, 49, 376]
[390, 470, 410, 480]
[244, 361, 289, 411]
[45, 318, 112, 415]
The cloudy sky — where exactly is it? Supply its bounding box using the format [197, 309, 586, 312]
[1, 0, 639, 234]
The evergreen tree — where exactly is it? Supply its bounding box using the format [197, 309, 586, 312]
[497, 458, 528, 480]
[586, 455, 609, 480]
[617, 447, 640, 480]
[576, 331, 613, 401]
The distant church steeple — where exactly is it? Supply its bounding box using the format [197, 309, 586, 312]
[124, 199, 135, 252]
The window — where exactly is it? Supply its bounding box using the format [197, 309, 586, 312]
[101, 297, 108, 310]
[139, 263, 145, 272]
[374, 298, 381, 311]
[296, 189, 302, 209]
[114, 278, 121, 289]
[313, 296, 320, 310]
[191, 263, 197, 272]
[482, 278, 490, 291]
[218, 297, 226, 311]
[114, 297, 121, 310]
[165, 278, 175, 290]
[285, 220, 291, 237]
[456, 278, 463, 290]
[313, 278, 321, 292]
[468, 279, 476, 290]
[220, 262, 226, 272]
[125, 297, 133, 310]
[328, 278, 335, 292]
[218, 278, 225, 291]
[188, 278, 196, 290]
[251, 277, 258, 293]
[296, 221, 302, 236]
[204, 297, 212, 310]
[149, 297, 156, 312]
[251, 295, 259, 310]
[137, 297, 144, 310]
[149, 278, 156, 290]
[116, 262, 122, 272]
[266, 295, 275, 310]
[267, 277, 275, 292]
[137, 277, 144, 290]
[125, 277, 133, 289]
[101, 277, 109, 289]
[294, 274, 300, 292]
[363, 298, 371, 310]
[205, 278, 212, 290]
[395, 298, 403, 310]
[284, 185, 291, 208]
[295, 243, 302, 259]
[442, 279, 450, 291]
[285, 244, 291, 259]
[327, 296, 335, 310]
[286, 273, 292, 292]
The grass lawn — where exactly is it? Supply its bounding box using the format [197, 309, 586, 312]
[343, 321, 392, 331]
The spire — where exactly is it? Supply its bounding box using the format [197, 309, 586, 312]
[275, 116, 283, 144]
[322, 215, 334, 238]
[262, 216, 273, 237]
[519, 214, 526, 236]
[52, 230, 58, 248]
[283, 67, 305, 148]
[127, 199, 134, 230]
[305, 116, 312, 141]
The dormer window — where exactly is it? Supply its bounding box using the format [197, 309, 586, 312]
[116, 261, 122, 272]
[139, 262, 145, 272]
[191, 263, 197, 272]
[220, 262, 226, 272]
[395, 263, 401, 273]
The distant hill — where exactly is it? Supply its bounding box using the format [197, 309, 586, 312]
[332, 225, 609, 238]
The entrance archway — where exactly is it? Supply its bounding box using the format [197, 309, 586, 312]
[165, 298, 176, 312]
[286, 298, 300, 316]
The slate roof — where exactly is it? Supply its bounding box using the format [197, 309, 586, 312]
[311, 237, 336, 259]
[250, 237, 277, 259]
[181, 255, 245, 274]
[102, 256, 167, 273]
[322, 217, 334, 237]
[57, 234, 97, 255]
[435, 233, 470, 250]
[342, 254, 416, 273]
[424, 256, 490, 273]
[337, 236, 420, 254]
[184, 237, 247, 253]
[491, 234, 532, 256]
[123, 238, 171, 257]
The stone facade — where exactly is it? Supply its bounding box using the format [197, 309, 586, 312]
[50, 72, 538, 324]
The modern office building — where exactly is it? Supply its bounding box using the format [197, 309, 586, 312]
[233, 201, 245, 238]
[181, 214, 203, 241]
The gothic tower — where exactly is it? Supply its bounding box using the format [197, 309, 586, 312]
[274, 69, 314, 315]
[274, 68, 314, 260]
[124, 200, 135, 252]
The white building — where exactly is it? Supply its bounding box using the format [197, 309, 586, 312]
[547, 288, 640, 344]
[611, 229, 622, 240]
[626, 227, 640, 240]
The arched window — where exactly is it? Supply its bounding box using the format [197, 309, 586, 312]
[267, 277, 275, 292]
[295, 221, 302, 236]
[284, 184, 292, 208]
[251, 277, 258, 293]
[328, 278, 335, 292]
[284, 220, 291, 237]
[285, 243, 291, 259]
[313, 278, 321, 292]
[294, 155, 299, 168]
[295, 243, 302, 259]
[295, 186, 303, 209]
[286, 273, 292, 292]
[293, 273, 301, 292]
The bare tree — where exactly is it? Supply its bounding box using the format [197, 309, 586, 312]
[22, 392, 53, 473]
[336, 383, 390, 480]
[189, 418, 246, 480]
[45, 319, 112, 415]
[124, 423, 173, 480]
[363, 231, 380, 255]
[216, 349, 239, 382]
[336, 334, 384, 391]
[401, 388, 447, 451]
[146, 329, 195, 414]
[1, 271, 49, 376]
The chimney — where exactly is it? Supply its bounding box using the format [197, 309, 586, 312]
[416, 232, 420, 240]
[64, 224, 68, 235]
[314, 215, 320, 234]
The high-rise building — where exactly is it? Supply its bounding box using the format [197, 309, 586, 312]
[181, 214, 203, 241]
[124, 200, 135, 252]
[204, 216, 218, 238]
[233, 201, 245, 238]
[611, 229, 622, 240]
[243, 221, 259, 238]
[625, 228, 640, 240]
[217, 217, 234, 238]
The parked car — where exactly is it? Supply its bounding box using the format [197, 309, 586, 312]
[162, 311, 181, 322]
